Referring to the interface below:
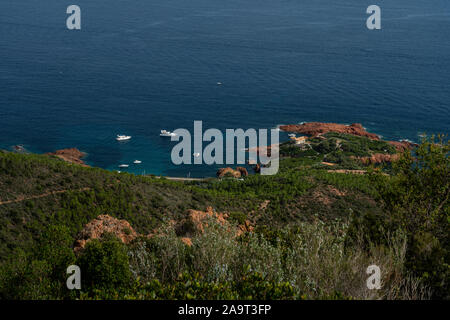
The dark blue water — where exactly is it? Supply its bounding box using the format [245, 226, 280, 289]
[1, 0, 449, 177]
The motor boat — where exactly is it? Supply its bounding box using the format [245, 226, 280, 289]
[288, 133, 296, 137]
[160, 130, 177, 137]
[133, 160, 142, 164]
[118, 164, 129, 168]
[116, 135, 131, 141]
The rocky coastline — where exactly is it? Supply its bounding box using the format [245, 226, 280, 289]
[39, 122, 418, 176]
[46, 148, 88, 167]
[280, 122, 417, 152]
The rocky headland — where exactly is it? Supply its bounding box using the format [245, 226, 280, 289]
[280, 122, 417, 152]
[47, 148, 88, 167]
[280, 122, 380, 140]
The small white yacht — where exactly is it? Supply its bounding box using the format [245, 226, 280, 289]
[116, 135, 131, 141]
[288, 133, 296, 138]
[118, 164, 129, 168]
[133, 160, 142, 164]
[160, 130, 177, 137]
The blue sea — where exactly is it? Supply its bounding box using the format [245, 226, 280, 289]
[0, 0, 449, 177]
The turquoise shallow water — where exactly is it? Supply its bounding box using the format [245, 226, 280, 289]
[0, 0, 449, 177]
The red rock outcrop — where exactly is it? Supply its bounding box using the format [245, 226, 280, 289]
[181, 237, 193, 246]
[187, 207, 228, 232]
[217, 167, 239, 178]
[236, 167, 249, 177]
[356, 153, 401, 165]
[387, 140, 418, 152]
[280, 122, 380, 140]
[75, 209, 254, 251]
[73, 215, 138, 253]
[47, 148, 88, 167]
[236, 220, 254, 237]
[217, 167, 248, 178]
[176, 207, 254, 246]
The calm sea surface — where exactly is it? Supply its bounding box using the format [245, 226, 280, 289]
[0, 0, 449, 177]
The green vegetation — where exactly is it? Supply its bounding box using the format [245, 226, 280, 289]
[355, 135, 449, 299]
[0, 134, 447, 300]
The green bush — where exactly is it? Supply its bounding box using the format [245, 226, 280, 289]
[368, 135, 449, 299]
[76, 234, 132, 292]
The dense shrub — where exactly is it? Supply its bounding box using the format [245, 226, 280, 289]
[365, 136, 449, 298]
[76, 234, 132, 292]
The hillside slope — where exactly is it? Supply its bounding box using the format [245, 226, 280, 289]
[1, 131, 447, 300]
[0, 134, 387, 260]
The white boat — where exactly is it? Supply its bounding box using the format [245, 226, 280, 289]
[118, 164, 129, 168]
[133, 160, 142, 164]
[217, 82, 222, 85]
[288, 133, 296, 137]
[193, 152, 200, 158]
[116, 135, 131, 141]
[160, 130, 177, 137]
